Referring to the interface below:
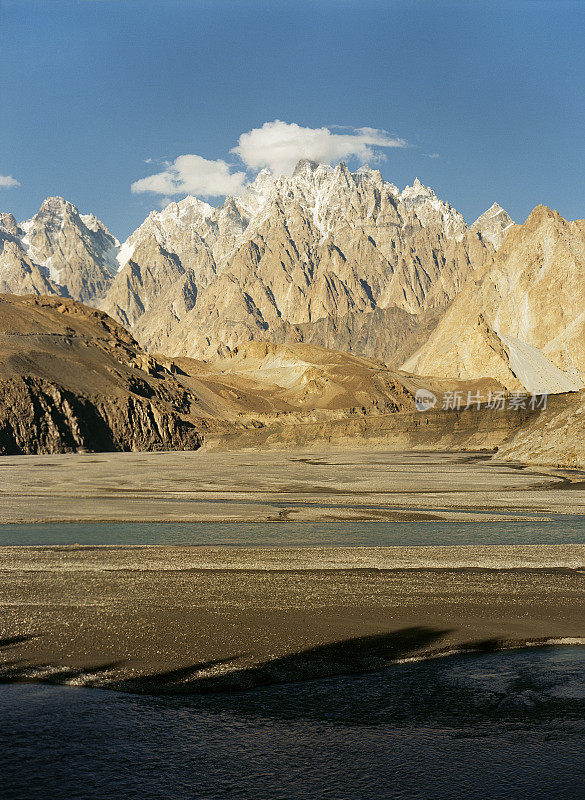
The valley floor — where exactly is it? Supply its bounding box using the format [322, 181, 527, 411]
[2, 449, 584, 696]
[1, 449, 585, 524]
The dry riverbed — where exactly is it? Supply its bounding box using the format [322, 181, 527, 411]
[3, 449, 584, 694]
[2, 449, 585, 523]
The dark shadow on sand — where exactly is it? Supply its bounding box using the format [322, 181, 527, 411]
[2, 630, 585, 725]
[112, 626, 450, 694]
[0, 635, 126, 685]
[0, 627, 448, 693]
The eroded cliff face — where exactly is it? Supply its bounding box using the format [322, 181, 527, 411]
[201, 398, 546, 454]
[0, 377, 202, 455]
[0, 295, 203, 455]
[497, 391, 585, 469]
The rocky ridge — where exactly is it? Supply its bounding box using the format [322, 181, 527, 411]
[0, 294, 203, 454]
[1, 163, 508, 362]
[128, 162, 496, 359]
[403, 206, 585, 394]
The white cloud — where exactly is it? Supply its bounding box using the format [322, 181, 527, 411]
[427, 153, 440, 159]
[131, 154, 246, 197]
[131, 120, 407, 198]
[0, 174, 20, 189]
[232, 120, 406, 175]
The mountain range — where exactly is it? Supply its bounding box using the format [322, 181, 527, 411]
[1, 160, 584, 395]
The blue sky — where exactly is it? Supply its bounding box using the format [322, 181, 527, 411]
[1, 0, 584, 238]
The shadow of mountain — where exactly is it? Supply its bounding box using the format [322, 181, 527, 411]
[0, 633, 249, 690]
[0, 635, 38, 648]
[2, 629, 583, 725]
[112, 626, 449, 695]
[0, 634, 126, 685]
[2, 630, 581, 732]
[0, 660, 126, 683]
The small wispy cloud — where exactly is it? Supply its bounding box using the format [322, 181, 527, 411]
[131, 120, 408, 198]
[427, 153, 440, 159]
[0, 174, 20, 189]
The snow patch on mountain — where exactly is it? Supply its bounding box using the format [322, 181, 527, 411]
[19, 219, 59, 280]
[116, 240, 136, 271]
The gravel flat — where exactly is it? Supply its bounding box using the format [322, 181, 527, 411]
[2, 449, 585, 523]
[1, 543, 584, 693]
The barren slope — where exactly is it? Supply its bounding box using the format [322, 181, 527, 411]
[0, 294, 507, 456]
[498, 391, 585, 469]
[0, 295, 203, 454]
[5, 294, 581, 468]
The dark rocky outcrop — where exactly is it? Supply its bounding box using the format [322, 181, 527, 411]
[0, 294, 203, 455]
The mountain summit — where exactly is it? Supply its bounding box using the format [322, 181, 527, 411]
[2, 162, 510, 362]
[103, 161, 495, 360]
[1, 198, 119, 302]
[470, 202, 515, 249]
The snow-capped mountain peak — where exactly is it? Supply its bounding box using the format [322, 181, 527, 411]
[38, 195, 78, 217]
[2, 162, 500, 361]
[114, 194, 217, 272]
[470, 202, 515, 250]
[399, 179, 467, 239]
[3, 198, 121, 299]
[292, 158, 320, 177]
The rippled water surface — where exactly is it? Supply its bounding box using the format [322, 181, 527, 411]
[2, 517, 585, 546]
[1, 647, 585, 800]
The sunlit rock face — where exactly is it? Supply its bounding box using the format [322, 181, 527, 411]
[403, 205, 585, 393]
[0, 198, 120, 303]
[470, 202, 516, 250]
[105, 162, 495, 360]
[1, 163, 508, 362]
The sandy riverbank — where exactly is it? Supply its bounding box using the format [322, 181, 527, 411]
[1, 544, 584, 693]
[2, 449, 585, 524]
